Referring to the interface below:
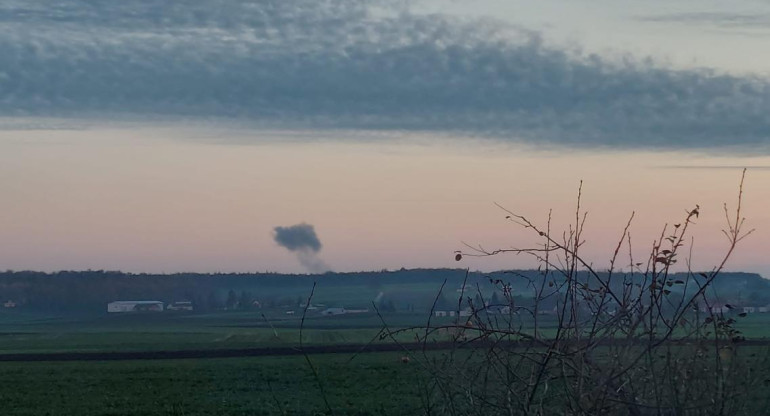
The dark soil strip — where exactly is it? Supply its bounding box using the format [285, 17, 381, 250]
[1, 339, 767, 362]
[0, 342, 453, 362]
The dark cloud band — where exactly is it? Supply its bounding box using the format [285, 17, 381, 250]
[2, 0, 770, 151]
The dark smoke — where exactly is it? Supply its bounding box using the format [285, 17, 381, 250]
[272, 223, 330, 273]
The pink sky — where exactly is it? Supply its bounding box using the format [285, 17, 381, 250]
[1, 127, 768, 276]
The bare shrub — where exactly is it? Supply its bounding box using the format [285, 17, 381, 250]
[391, 169, 769, 415]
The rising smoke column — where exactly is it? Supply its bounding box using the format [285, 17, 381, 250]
[272, 223, 331, 273]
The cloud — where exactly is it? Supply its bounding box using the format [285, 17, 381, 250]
[637, 12, 770, 28]
[2, 0, 770, 151]
[273, 223, 330, 273]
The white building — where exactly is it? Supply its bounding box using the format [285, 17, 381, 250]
[107, 300, 164, 313]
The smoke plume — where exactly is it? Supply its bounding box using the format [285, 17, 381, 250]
[272, 223, 331, 273]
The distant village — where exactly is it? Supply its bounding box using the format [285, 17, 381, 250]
[2, 270, 770, 320]
[102, 299, 370, 316]
[3, 295, 770, 318]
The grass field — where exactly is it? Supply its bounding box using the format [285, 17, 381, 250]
[0, 310, 438, 354]
[0, 353, 425, 416]
[1, 307, 769, 354]
[3, 308, 770, 414]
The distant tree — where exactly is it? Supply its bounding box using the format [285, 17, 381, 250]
[489, 291, 500, 306]
[474, 293, 483, 308]
[378, 298, 396, 313]
[435, 293, 450, 310]
[238, 291, 254, 310]
[207, 291, 221, 310]
[192, 294, 207, 313]
[225, 290, 238, 310]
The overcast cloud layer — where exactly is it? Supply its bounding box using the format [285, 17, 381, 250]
[2, 0, 770, 150]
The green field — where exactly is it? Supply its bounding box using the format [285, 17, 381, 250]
[2, 308, 770, 414]
[0, 311, 430, 415]
[0, 353, 425, 416]
[2, 308, 769, 354]
[0, 310, 449, 354]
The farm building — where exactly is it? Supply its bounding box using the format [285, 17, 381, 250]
[459, 309, 473, 317]
[700, 303, 731, 314]
[166, 301, 193, 311]
[107, 300, 164, 313]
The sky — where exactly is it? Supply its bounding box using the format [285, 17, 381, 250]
[1, 0, 770, 275]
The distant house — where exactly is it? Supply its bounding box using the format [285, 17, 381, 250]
[699, 303, 729, 314]
[3, 300, 16, 308]
[487, 305, 511, 315]
[166, 301, 193, 311]
[536, 306, 559, 316]
[107, 301, 164, 313]
[743, 306, 756, 314]
[320, 307, 346, 316]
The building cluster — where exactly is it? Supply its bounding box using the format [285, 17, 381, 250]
[106, 300, 193, 313]
[705, 303, 770, 314]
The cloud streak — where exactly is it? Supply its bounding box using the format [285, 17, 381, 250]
[637, 12, 770, 28]
[2, 0, 770, 151]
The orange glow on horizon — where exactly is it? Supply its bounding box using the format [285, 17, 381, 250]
[0, 128, 768, 276]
